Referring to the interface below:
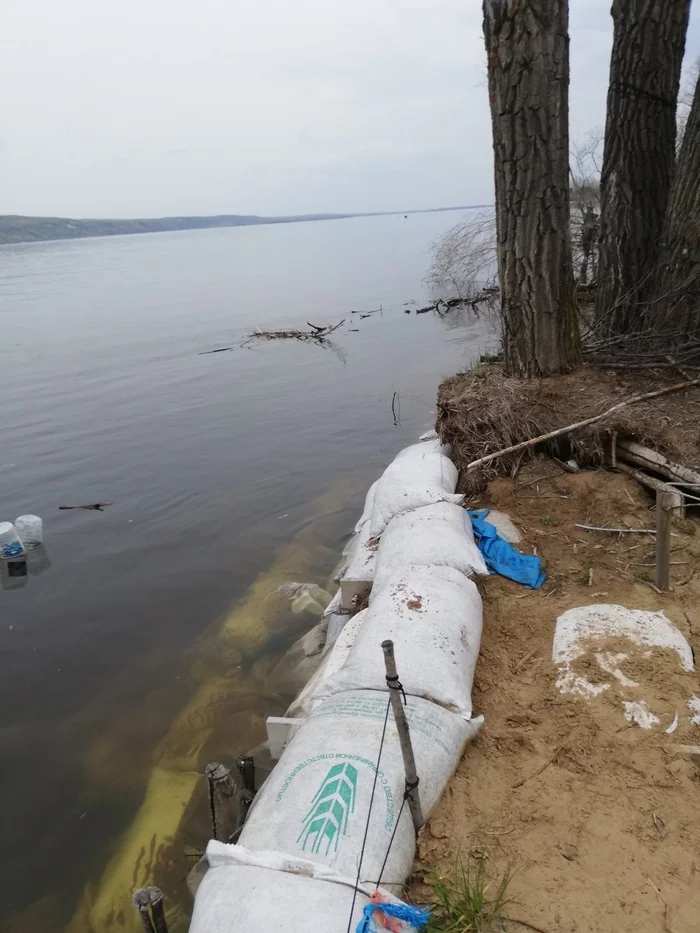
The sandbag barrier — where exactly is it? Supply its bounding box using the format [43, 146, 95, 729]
[188, 438, 486, 933]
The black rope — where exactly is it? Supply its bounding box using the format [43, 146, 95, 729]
[375, 778, 420, 889]
[386, 673, 407, 704]
[345, 698, 391, 933]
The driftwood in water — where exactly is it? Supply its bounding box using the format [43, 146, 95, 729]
[202, 320, 346, 354]
[59, 502, 112, 511]
[242, 319, 345, 346]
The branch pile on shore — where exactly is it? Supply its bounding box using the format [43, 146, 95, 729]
[438, 364, 700, 496]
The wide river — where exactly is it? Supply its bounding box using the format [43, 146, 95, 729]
[0, 212, 494, 932]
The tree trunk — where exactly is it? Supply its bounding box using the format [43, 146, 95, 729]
[595, 0, 691, 334]
[653, 72, 700, 336]
[483, 0, 580, 376]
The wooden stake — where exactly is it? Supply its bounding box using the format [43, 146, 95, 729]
[132, 889, 155, 933]
[655, 489, 674, 591]
[236, 755, 257, 822]
[205, 762, 235, 842]
[381, 640, 424, 830]
[147, 887, 169, 933]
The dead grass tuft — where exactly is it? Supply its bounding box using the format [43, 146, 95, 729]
[437, 365, 700, 497]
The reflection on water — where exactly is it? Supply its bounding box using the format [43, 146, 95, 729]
[0, 546, 52, 590]
[0, 212, 496, 932]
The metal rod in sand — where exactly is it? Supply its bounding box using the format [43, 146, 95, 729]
[381, 639, 424, 830]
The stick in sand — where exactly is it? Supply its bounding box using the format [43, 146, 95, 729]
[466, 378, 700, 471]
[575, 524, 657, 535]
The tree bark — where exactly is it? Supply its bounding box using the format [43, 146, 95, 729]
[653, 72, 700, 336]
[595, 0, 691, 334]
[483, 0, 580, 376]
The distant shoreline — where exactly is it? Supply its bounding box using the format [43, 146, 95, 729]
[0, 205, 491, 245]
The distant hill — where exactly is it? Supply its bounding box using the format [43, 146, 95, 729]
[0, 206, 488, 245]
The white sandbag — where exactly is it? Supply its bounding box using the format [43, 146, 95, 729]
[238, 690, 482, 891]
[354, 480, 378, 533]
[338, 516, 378, 585]
[369, 440, 462, 538]
[318, 590, 351, 658]
[372, 502, 487, 592]
[189, 844, 420, 933]
[287, 610, 368, 718]
[316, 567, 482, 719]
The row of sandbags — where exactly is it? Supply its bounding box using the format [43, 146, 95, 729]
[190, 438, 486, 933]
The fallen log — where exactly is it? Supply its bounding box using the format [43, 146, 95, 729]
[466, 378, 700, 471]
[613, 461, 685, 517]
[617, 439, 700, 487]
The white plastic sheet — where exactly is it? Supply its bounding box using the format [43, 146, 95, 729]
[189, 842, 420, 933]
[369, 440, 462, 538]
[238, 690, 482, 890]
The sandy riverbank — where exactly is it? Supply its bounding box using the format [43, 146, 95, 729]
[410, 460, 700, 933]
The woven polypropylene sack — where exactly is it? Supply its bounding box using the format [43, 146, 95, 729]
[189, 843, 422, 933]
[372, 502, 487, 592]
[316, 566, 483, 718]
[238, 689, 482, 891]
[369, 440, 461, 538]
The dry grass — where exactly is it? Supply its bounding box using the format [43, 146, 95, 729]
[437, 365, 700, 497]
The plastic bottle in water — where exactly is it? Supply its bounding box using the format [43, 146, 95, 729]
[0, 522, 26, 560]
[15, 514, 43, 550]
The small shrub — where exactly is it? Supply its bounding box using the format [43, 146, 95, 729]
[423, 854, 512, 932]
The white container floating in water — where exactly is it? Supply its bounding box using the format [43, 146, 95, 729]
[0, 522, 26, 560]
[14, 515, 43, 549]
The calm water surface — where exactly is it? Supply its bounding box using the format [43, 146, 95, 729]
[0, 213, 494, 932]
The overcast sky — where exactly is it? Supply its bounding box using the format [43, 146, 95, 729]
[2, 0, 699, 219]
